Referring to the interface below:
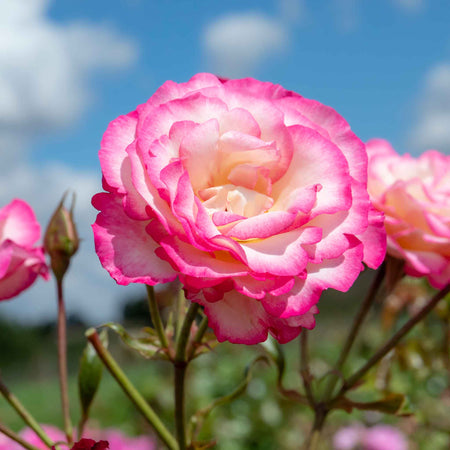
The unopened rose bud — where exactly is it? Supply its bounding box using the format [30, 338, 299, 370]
[44, 192, 79, 281]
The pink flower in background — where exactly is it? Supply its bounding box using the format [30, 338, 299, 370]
[6, 427, 155, 450]
[0, 433, 16, 450]
[0, 199, 49, 301]
[21, 425, 66, 449]
[363, 425, 408, 450]
[98, 429, 155, 450]
[333, 424, 408, 450]
[367, 139, 450, 288]
[93, 73, 386, 344]
[333, 424, 364, 449]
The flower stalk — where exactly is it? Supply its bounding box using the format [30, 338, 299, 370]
[86, 328, 178, 450]
[56, 278, 73, 444]
[174, 302, 200, 450]
[300, 331, 315, 407]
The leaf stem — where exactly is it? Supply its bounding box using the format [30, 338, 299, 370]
[86, 329, 178, 450]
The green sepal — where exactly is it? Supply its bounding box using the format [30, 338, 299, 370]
[78, 329, 107, 418]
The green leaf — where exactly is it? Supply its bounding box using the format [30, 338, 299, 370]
[333, 393, 410, 415]
[101, 322, 168, 360]
[78, 329, 107, 418]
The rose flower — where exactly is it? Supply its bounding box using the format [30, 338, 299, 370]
[0, 199, 48, 300]
[367, 139, 450, 288]
[92, 73, 385, 344]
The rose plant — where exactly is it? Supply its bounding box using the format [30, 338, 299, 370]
[92, 73, 386, 344]
[0, 199, 48, 300]
[1, 76, 449, 450]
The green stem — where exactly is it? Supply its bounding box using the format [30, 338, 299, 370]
[78, 413, 88, 441]
[175, 303, 200, 363]
[187, 315, 209, 360]
[146, 285, 169, 349]
[0, 423, 42, 450]
[339, 283, 450, 396]
[175, 287, 186, 343]
[300, 331, 315, 407]
[86, 329, 178, 450]
[0, 376, 54, 448]
[56, 279, 73, 444]
[174, 362, 187, 450]
[443, 315, 450, 375]
[323, 264, 386, 400]
[305, 407, 328, 450]
[174, 302, 200, 450]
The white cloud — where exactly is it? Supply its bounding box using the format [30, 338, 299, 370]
[0, 0, 141, 324]
[0, 0, 137, 147]
[203, 12, 288, 78]
[0, 160, 143, 324]
[408, 63, 450, 154]
[391, 0, 424, 13]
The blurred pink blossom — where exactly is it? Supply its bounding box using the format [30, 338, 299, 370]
[333, 424, 408, 450]
[367, 139, 450, 288]
[0, 199, 49, 300]
[0, 426, 155, 450]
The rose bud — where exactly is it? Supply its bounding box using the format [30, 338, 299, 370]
[44, 193, 79, 281]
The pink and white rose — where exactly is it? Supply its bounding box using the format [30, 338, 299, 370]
[367, 139, 450, 288]
[92, 73, 385, 344]
[0, 199, 49, 300]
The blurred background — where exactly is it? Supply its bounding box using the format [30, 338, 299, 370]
[1, 1, 450, 448]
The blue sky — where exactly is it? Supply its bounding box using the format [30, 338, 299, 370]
[1, 0, 450, 322]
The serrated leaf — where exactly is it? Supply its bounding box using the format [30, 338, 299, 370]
[78, 329, 107, 417]
[101, 322, 168, 360]
[333, 393, 408, 415]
